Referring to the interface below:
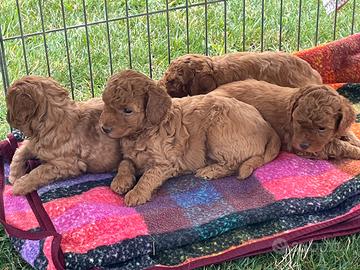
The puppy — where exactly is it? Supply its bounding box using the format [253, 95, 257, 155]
[99, 70, 280, 206]
[210, 80, 360, 159]
[6, 76, 122, 195]
[160, 51, 322, 97]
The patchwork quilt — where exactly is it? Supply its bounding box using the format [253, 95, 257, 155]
[0, 33, 360, 270]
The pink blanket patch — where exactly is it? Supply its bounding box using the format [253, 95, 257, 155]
[61, 214, 148, 253]
[255, 152, 353, 200]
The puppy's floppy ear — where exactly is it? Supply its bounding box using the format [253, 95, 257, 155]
[146, 82, 172, 125]
[336, 96, 356, 135]
[193, 73, 217, 94]
[288, 85, 328, 119]
[6, 90, 37, 125]
[288, 85, 310, 121]
[190, 58, 216, 95]
[178, 63, 195, 85]
[285, 85, 320, 147]
[174, 62, 196, 97]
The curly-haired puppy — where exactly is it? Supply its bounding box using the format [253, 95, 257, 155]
[210, 80, 360, 159]
[160, 51, 322, 97]
[99, 70, 280, 206]
[6, 76, 122, 195]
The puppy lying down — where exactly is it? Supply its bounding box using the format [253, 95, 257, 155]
[210, 80, 360, 160]
[160, 51, 322, 97]
[6, 76, 121, 195]
[99, 70, 280, 206]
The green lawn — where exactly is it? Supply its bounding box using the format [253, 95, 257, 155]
[0, 0, 359, 269]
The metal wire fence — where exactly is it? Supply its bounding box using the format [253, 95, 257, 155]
[0, 0, 358, 104]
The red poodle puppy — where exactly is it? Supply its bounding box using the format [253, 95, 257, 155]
[6, 76, 121, 195]
[99, 70, 280, 206]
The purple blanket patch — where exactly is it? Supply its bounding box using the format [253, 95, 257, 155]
[21, 240, 40, 267]
[4, 195, 31, 212]
[4, 163, 10, 178]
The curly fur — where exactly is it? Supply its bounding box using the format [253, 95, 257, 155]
[210, 80, 360, 159]
[160, 51, 322, 97]
[6, 76, 122, 195]
[99, 70, 280, 206]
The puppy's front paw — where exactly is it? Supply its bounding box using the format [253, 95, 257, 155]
[12, 176, 36, 195]
[124, 189, 151, 206]
[9, 165, 27, 185]
[195, 167, 217, 180]
[238, 165, 253, 180]
[110, 174, 136, 195]
[195, 164, 230, 180]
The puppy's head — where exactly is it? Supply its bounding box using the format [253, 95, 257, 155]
[288, 85, 355, 153]
[6, 76, 70, 137]
[100, 70, 172, 139]
[159, 54, 216, 98]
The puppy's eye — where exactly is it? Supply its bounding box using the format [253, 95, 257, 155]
[123, 108, 133, 114]
[318, 127, 326, 132]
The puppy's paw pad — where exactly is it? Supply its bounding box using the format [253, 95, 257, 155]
[124, 190, 150, 207]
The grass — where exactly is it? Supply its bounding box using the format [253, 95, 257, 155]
[0, 0, 359, 269]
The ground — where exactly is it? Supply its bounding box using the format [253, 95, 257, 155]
[0, 0, 359, 269]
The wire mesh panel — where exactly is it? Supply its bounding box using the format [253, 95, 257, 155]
[0, 0, 359, 134]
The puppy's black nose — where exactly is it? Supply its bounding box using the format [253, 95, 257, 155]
[101, 126, 112, 134]
[300, 142, 310, 150]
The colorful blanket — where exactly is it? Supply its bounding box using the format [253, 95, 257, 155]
[1, 33, 360, 270]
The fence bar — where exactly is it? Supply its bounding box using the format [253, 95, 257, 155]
[82, 0, 95, 97]
[279, 0, 283, 51]
[165, 0, 171, 64]
[0, 27, 11, 132]
[0, 48, 7, 95]
[145, 0, 153, 78]
[242, 0, 246, 51]
[125, 0, 132, 69]
[315, 0, 320, 46]
[297, 0, 302, 51]
[261, 0, 264, 51]
[185, 0, 190, 53]
[60, 0, 74, 99]
[333, 0, 338, 40]
[3, 1, 224, 42]
[224, 0, 227, 53]
[104, 0, 113, 75]
[0, 34, 11, 132]
[205, 0, 209, 55]
[351, 0, 356, 35]
[38, 0, 51, 76]
[0, 25, 10, 92]
[15, 0, 29, 75]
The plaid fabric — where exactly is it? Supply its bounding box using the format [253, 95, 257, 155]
[1, 33, 360, 270]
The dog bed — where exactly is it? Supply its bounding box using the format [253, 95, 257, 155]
[1, 33, 360, 270]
